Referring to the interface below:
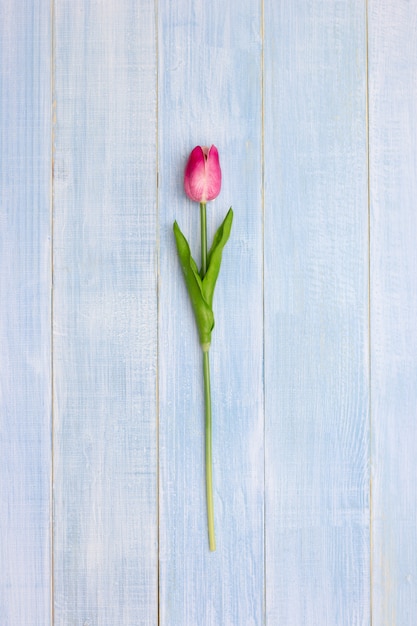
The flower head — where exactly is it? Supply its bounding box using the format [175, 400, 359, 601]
[184, 145, 222, 203]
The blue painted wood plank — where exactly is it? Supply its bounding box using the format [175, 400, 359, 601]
[264, 2, 370, 623]
[52, 2, 158, 623]
[0, 2, 52, 624]
[369, 2, 417, 623]
[157, 1, 264, 623]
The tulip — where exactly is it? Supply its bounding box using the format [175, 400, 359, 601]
[174, 144, 232, 552]
[184, 145, 222, 203]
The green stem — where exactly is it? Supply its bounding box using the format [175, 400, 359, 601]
[200, 200, 215, 551]
[203, 349, 216, 551]
[200, 202, 207, 276]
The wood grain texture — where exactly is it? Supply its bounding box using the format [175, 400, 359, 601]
[2, 1, 417, 622]
[0, 2, 52, 624]
[157, 0, 264, 623]
[369, 2, 417, 624]
[52, 1, 158, 623]
[264, 2, 370, 624]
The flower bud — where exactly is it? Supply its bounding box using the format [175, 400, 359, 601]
[184, 145, 222, 203]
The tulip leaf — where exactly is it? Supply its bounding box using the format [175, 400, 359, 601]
[203, 208, 233, 308]
[173, 221, 214, 347]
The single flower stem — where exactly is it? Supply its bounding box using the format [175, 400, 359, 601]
[203, 349, 216, 551]
[200, 202, 207, 277]
[199, 201, 216, 551]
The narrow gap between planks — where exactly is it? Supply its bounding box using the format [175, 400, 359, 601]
[365, 0, 374, 624]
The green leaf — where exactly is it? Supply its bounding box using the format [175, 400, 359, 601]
[203, 208, 233, 307]
[173, 221, 214, 347]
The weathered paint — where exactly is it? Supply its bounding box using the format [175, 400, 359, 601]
[52, 1, 158, 624]
[1, 1, 417, 624]
[264, 1, 370, 623]
[157, 0, 264, 623]
[369, 1, 417, 624]
[0, 1, 52, 624]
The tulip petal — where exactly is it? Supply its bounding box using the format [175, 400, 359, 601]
[184, 146, 206, 202]
[204, 145, 222, 201]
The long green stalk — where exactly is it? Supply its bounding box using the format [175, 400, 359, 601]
[200, 202, 208, 276]
[203, 349, 215, 551]
[200, 202, 216, 551]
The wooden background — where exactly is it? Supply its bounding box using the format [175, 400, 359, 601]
[1, 0, 416, 624]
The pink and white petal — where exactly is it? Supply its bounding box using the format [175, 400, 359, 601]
[184, 146, 206, 202]
[205, 146, 222, 201]
[187, 176, 206, 203]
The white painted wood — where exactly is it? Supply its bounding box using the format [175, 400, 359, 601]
[369, 2, 417, 623]
[0, 2, 52, 624]
[157, 0, 264, 623]
[52, 2, 158, 623]
[264, 2, 370, 623]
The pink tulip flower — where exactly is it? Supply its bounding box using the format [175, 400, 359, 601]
[184, 145, 222, 203]
[174, 143, 233, 551]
